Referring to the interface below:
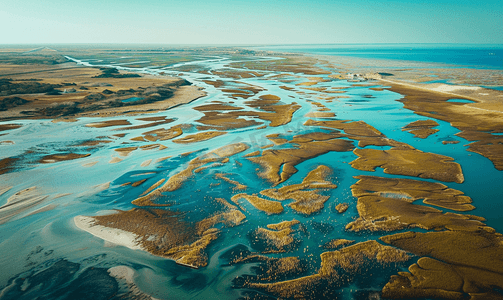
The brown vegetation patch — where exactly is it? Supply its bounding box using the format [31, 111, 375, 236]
[135, 116, 168, 122]
[230, 254, 308, 287]
[231, 193, 283, 215]
[318, 240, 411, 277]
[0, 157, 18, 175]
[195, 111, 263, 130]
[248, 132, 354, 185]
[242, 95, 301, 127]
[172, 131, 227, 144]
[229, 56, 331, 75]
[202, 80, 225, 88]
[442, 140, 460, 145]
[204, 80, 264, 100]
[335, 203, 349, 213]
[386, 83, 503, 170]
[206, 69, 265, 80]
[279, 85, 295, 91]
[39, 153, 90, 163]
[244, 150, 260, 158]
[303, 87, 327, 92]
[114, 118, 175, 131]
[245, 240, 410, 298]
[296, 82, 320, 87]
[248, 220, 301, 253]
[381, 230, 503, 299]
[321, 239, 355, 250]
[221, 89, 255, 99]
[352, 175, 474, 211]
[0, 124, 22, 132]
[0, 64, 203, 120]
[194, 94, 301, 129]
[140, 144, 165, 151]
[402, 119, 440, 139]
[89, 207, 245, 268]
[304, 111, 336, 118]
[259, 94, 281, 101]
[75, 139, 112, 147]
[266, 134, 289, 145]
[139, 179, 165, 197]
[114, 147, 138, 156]
[193, 104, 243, 111]
[260, 165, 337, 215]
[253, 103, 301, 127]
[304, 119, 412, 148]
[131, 179, 147, 187]
[324, 90, 347, 94]
[141, 124, 184, 142]
[304, 119, 381, 137]
[351, 148, 465, 183]
[346, 177, 484, 232]
[214, 173, 247, 190]
[86, 119, 131, 128]
[132, 143, 249, 205]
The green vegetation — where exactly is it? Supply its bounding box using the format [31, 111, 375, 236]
[92, 68, 141, 78]
[21, 81, 185, 117]
[83, 93, 106, 102]
[34, 102, 80, 117]
[0, 55, 66, 65]
[0, 97, 29, 111]
[0, 79, 61, 96]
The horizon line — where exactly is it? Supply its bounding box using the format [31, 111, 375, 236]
[1, 42, 502, 47]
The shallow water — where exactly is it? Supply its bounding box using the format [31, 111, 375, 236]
[446, 98, 476, 103]
[1, 52, 502, 299]
[121, 97, 144, 103]
[252, 44, 503, 69]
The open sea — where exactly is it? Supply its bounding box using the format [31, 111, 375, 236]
[253, 43, 503, 70]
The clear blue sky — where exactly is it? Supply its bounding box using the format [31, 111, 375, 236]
[1, 0, 502, 44]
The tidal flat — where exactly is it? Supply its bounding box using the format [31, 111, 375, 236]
[0, 45, 503, 299]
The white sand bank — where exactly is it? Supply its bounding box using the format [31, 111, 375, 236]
[430, 84, 481, 93]
[74, 216, 142, 250]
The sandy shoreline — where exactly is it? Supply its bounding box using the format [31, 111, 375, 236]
[304, 51, 503, 87]
[73, 215, 142, 251]
[378, 78, 503, 113]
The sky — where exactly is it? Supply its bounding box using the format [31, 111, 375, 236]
[1, 0, 502, 45]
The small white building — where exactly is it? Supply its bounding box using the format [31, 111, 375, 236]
[347, 73, 366, 82]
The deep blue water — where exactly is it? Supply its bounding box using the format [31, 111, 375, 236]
[253, 44, 503, 70]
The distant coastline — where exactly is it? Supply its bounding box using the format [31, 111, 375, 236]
[250, 43, 503, 70]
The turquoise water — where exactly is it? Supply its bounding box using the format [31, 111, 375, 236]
[253, 44, 503, 70]
[482, 85, 503, 91]
[446, 98, 476, 103]
[121, 97, 144, 103]
[1, 50, 502, 299]
[423, 79, 451, 84]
